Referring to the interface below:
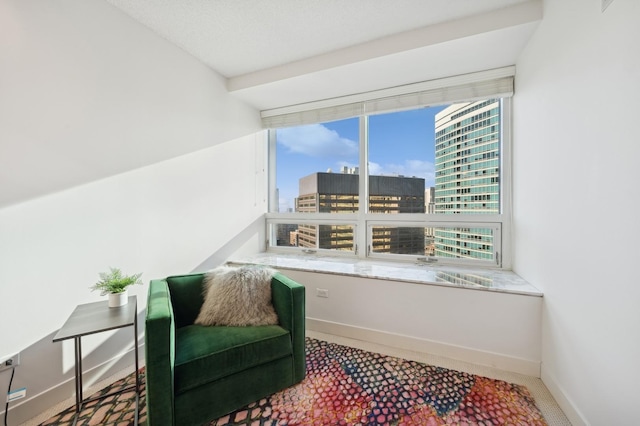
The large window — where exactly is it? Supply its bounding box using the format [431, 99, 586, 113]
[265, 73, 512, 268]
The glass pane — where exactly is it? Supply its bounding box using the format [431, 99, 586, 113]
[273, 223, 301, 247]
[368, 100, 501, 216]
[433, 226, 494, 260]
[370, 225, 494, 261]
[275, 118, 359, 213]
[271, 223, 355, 252]
[371, 226, 425, 255]
[368, 107, 444, 214]
[434, 100, 501, 214]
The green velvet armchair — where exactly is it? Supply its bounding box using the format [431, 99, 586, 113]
[145, 271, 306, 426]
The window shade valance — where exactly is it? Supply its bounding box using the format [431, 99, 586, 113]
[261, 67, 514, 129]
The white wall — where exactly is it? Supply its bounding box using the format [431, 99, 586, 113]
[281, 269, 542, 376]
[0, 133, 267, 423]
[513, 0, 640, 424]
[0, 0, 261, 207]
[0, 0, 265, 423]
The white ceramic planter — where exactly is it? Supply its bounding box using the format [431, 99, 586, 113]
[108, 290, 128, 308]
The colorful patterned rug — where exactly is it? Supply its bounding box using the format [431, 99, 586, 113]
[211, 338, 547, 425]
[38, 338, 547, 425]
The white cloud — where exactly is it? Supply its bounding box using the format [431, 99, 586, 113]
[277, 124, 358, 158]
[368, 160, 435, 184]
[368, 161, 382, 176]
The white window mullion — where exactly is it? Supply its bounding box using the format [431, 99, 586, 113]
[267, 130, 278, 213]
[498, 97, 512, 269]
[357, 115, 369, 258]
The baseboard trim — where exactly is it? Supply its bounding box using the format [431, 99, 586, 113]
[307, 318, 541, 377]
[4, 344, 145, 426]
[541, 364, 588, 426]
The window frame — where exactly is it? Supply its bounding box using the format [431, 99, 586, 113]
[266, 96, 512, 269]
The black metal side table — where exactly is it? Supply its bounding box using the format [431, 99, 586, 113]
[53, 296, 140, 425]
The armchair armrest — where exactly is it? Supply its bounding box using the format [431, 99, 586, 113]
[145, 279, 176, 425]
[271, 272, 306, 382]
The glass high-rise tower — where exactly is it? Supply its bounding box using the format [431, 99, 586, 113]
[433, 99, 500, 260]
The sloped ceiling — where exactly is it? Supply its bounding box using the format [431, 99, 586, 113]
[0, 0, 541, 208]
[106, 0, 542, 110]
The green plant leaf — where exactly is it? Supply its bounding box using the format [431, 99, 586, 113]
[89, 267, 143, 296]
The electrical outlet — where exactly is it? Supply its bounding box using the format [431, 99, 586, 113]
[0, 353, 20, 372]
[316, 288, 329, 298]
[7, 387, 26, 403]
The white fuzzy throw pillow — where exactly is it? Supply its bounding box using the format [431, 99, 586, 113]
[195, 265, 279, 327]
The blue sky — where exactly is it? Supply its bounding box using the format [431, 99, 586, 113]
[276, 105, 447, 212]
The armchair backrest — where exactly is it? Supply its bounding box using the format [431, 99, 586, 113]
[166, 273, 205, 328]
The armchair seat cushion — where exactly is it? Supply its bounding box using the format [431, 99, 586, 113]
[174, 324, 292, 395]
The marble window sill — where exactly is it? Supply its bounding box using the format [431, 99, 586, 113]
[227, 253, 542, 297]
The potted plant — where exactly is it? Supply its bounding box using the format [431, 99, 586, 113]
[90, 267, 143, 307]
